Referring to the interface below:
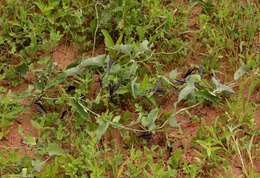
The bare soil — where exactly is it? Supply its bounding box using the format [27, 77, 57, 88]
[52, 43, 78, 70]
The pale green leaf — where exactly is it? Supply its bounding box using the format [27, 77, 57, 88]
[168, 114, 178, 128]
[178, 83, 195, 102]
[169, 69, 178, 81]
[47, 143, 64, 156]
[112, 115, 121, 123]
[80, 55, 106, 67]
[138, 40, 151, 53]
[131, 77, 138, 99]
[128, 61, 138, 77]
[32, 160, 45, 172]
[46, 55, 106, 89]
[22, 168, 27, 177]
[141, 108, 160, 130]
[23, 135, 37, 146]
[212, 77, 234, 94]
[31, 120, 42, 130]
[110, 64, 122, 74]
[114, 44, 133, 55]
[96, 119, 109, 141]
[65, 55, 106, 76]
[64, 66, 81, 77]
[234, 65, 249, 80]
[187, 74, 201, 83]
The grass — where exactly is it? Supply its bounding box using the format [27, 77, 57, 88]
[0, 0, 259, 177]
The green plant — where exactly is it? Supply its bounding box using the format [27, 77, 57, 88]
[0, 94, 24, 139]
[0, 0, 259, 177]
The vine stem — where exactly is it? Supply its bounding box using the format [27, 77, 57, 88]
[157, 102, 201, 130]
[92, 2, 105, 56]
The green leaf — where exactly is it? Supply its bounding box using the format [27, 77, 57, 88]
[34, 1, 46, 13]
[0, 36, 4, 45]
[0, 86, 7, 93]
[80, 55, 106, 67]
[31, 120, 43, 130]
[23, 135, 37, 146]
[15, 63, 28, 76]
[212, 77, 234, 94]
[21, 168, 28, 177]
[46, 55, 106, 89]
[18, 127, 36, 146]
[127, 61, 138, 77]
[169, 148, 183, 168]
[178, 83, 195, 103]
[139, 75, 152, 93]
[64, 66, 81, 76]
[169, 114, 178, 128]
[32, 160, 45, 172]
[49, 29, 62, 44]
[45, 73, 66, 89]
[102, 30, 114, 48]
[114, 44, 133, 55]
[112, 115, 121, 123]
[96, 119, 110, 141]
[160, 76, 174, 87]
[110, 64, 122, 74]
[169, 69, 178, 81]
[187, 74, 201, 83]
[137, 40, 151, 54]
[47, 143, 64, 156]
[0, 132, 3, 140]
[71, 99, 89, 119]
[195, 89, 219, 104]
[141, 108, 160, 131]
[234, 64, 249, 80]
[168, 104, 178, 128]
[131, 77, 138, 99]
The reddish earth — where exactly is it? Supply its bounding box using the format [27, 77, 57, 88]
[255, 109, 260, 129]
[52, 43, 78, 70]
[255, 157, 260, 173]
[0, 115, 37, 157]
[0, 83, 38, 157]
[189, 4, 202, 28]
[84, 44, 105, 57]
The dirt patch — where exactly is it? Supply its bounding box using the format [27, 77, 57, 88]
[81, 44, 106, 62]
[0, 83, 38, 157]
[52, 43, 78, 70]
[189, 4, 203, 30]
[245, 83, 260, 104]
[85, 44, 105, 56]
[254, 109, 260, 129]
[103, 128, 123, 149]
[255, 159, 260, 173]
[0, 115, 37, 157]
[88, 74, 102, 99]
[52, 42, 105, 80]
[0, 99, 37, 158]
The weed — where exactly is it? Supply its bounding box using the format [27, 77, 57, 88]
[0, 0, 259, 177]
